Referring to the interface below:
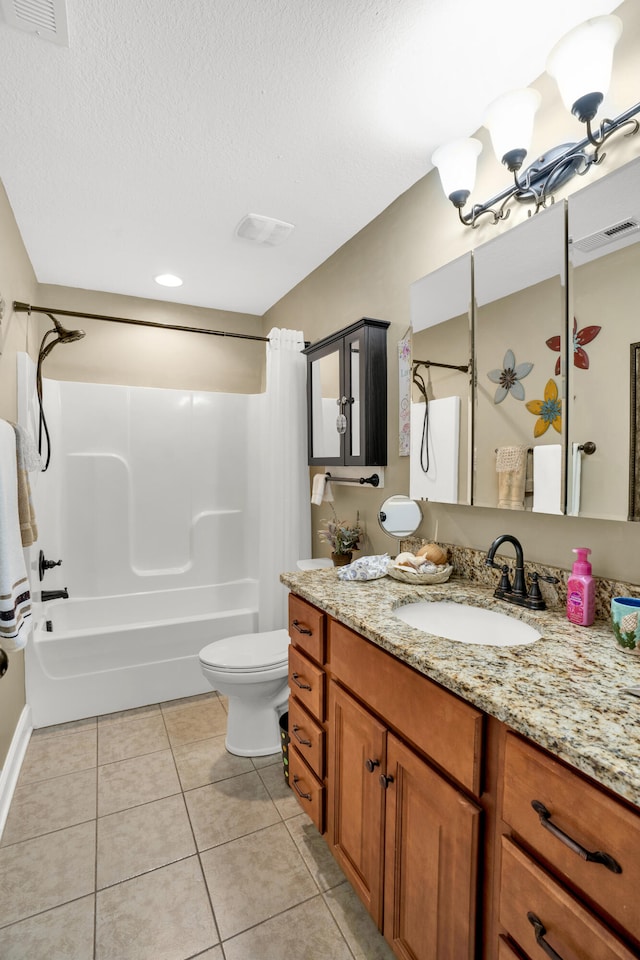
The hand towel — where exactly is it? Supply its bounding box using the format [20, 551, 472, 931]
[0, 420, 32, 650]
[12, 424, 39, 546]
[568, 442, 581, 517]
[532, 444, 563, 515]
[311, 473, 334, 505]
[409, 398, 460, 503]
[496, 445, 528, 510]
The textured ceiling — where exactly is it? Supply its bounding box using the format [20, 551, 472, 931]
[0, 0, 621, 316]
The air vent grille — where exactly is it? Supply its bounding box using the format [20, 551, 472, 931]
[0, 0, 69, 45]
[235, 214, 295, 246]
[572, 217, 640, 253]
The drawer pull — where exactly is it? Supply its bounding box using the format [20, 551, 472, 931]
[365, 758, 380, 772]
[292, 775, 312, 801]
[292, 619, 312, 636]
[292, 724, 312, 747]
[291, 672, 312, 691]
[527, 912, 565, 960]
[531, 800, 622, 874]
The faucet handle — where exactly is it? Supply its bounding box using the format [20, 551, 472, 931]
[497, 564, 512, 594]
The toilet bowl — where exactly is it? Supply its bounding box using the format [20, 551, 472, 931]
[199, 629, 290, 756]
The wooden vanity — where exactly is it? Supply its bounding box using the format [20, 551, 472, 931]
[283, 576, 640, 960]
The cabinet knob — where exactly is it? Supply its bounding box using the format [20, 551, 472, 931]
[379, 773, 394, 789]
[365, 758, 380, 773]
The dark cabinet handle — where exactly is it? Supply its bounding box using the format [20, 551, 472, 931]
[292, 724, 312, 747]
[379, 773, 394, 788]
[527, 912, 565, 960]
[291, 672, 312, 691]
[365, 758, 380, 773]
[531, 800, 622, 874]
[292, 619, 312, 636]
[292, 775, 312, 801]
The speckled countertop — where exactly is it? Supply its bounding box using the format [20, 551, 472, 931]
[280, 568, 640, 808]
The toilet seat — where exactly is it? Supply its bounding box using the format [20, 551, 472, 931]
[199, 628, 290, 673]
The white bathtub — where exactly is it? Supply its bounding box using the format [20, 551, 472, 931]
[26, 580, 258, 727]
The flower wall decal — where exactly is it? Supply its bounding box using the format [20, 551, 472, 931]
[487, 349, 534, 404]
[526, 379, 562, 436]
[546, 318, 602, 375]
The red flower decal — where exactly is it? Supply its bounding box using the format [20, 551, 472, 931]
[546, 319, 601, 374]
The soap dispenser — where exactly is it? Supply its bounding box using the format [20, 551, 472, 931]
[566, 547, 595, 626]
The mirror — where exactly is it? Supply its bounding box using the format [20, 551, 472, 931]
[378, 495, 422, 538]
[567, 157, 640, 521]
[309, 344, 341, 461]
[473, 202, 567, 514]
[409, 252, 473, 505]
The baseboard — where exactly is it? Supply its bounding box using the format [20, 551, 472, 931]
[0, 705, 32, 841]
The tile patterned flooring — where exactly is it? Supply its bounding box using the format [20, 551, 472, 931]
[0, 692, 396, 960]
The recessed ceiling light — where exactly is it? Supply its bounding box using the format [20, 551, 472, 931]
[154, 273, 183, 287]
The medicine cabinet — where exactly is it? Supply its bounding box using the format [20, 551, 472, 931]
[303, 317, 389, 467]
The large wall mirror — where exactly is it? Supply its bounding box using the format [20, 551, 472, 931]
[473, 202, 567, 514]
[409, 252, 473, 505]
[567, 157, 640, 522]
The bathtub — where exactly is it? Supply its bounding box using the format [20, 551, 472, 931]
[25, 580, 258, 727]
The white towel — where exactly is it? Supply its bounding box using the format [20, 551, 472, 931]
[409, 398, 460, 504]
[568, 442, 581, 517]
[311, 473, 334, 505]
[532, 444, 563, 515]
[0, 420, 32, 650]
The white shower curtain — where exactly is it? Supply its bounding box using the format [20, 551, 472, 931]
[258, 328, 311, 630]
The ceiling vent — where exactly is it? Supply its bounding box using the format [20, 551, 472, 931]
[0, 0, 69, 45]
[572, 217, 640, 253]
[235, 214, 295, 246]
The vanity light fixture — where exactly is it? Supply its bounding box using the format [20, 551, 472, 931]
[432, 15, 640, 228]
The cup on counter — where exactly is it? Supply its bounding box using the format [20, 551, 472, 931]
[611, 597, 640, 652]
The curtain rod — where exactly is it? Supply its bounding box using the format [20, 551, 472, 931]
[13, 301, 270, 343]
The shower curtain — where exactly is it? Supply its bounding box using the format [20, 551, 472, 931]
[258, 328, 311, 630]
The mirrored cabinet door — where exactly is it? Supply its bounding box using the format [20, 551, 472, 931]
[473, 201, 567, 514]
[567, 157, 640, 522]
[409, 252, 473, 505]
[309, 342, 342, 463]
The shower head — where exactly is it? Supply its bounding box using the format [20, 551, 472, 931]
[38, 314, 86, 363]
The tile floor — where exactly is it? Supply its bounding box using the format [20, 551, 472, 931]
[0, 692, 396, 960]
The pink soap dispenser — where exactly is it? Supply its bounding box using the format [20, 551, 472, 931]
[566, 547, 595, 626]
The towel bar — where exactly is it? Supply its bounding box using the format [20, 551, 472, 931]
[325, 472, 380, 487]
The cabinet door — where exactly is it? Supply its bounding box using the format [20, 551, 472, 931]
[383, 732, 481, 960]
[307, 339, 345, 465]
[328, 682, 387, 926]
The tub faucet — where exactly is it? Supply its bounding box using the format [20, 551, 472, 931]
[41, 588, 69, 602]
[486, 534, 527, 602]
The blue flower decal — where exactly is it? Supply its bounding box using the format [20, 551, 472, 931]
[487, 349, 533, 404]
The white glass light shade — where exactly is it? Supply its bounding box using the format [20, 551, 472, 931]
[431, 138, 482, 199]
[546, 15, 622, 113]
[483, 89, 541, 163]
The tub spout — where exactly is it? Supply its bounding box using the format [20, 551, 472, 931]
[41, 588, 69, 601]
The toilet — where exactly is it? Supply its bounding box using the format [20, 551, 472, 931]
[199, 559, 331, 756]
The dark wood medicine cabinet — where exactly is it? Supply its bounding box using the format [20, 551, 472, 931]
[303, 317, 389, 467]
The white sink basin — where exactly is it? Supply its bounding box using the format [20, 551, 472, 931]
[393, 600, 542, 646]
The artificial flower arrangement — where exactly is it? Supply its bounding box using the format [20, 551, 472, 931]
[318, 506, 362, 556]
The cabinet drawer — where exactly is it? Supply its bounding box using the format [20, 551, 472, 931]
[288, 695, 324, 779]
[328, 619, 483, 795]
[502, 733, 640, 944]
[499, 837, 636, 960]
[497, 936, 526, 960]
[289, 645, 325, 721]
[289, 745, 324, 832]
[288, 594, 325, 664]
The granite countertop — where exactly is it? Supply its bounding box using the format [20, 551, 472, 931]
[280, 568, 640, 808]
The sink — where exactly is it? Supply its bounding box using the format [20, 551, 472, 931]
[393, 600, 542, 646]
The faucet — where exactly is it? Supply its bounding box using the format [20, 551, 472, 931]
[41, 588, 69, 602]
[485, 535, 559, 611]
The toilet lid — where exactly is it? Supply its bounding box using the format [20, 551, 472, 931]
[200, 628, 290, 672]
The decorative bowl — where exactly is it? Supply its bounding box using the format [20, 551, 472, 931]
[611, 596, 640, 652]
[387, 563, 453, 585]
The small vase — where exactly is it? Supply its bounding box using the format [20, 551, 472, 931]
[331, 551, 352, 567]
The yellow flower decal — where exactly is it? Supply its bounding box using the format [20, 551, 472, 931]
[526, 379, 562, 437]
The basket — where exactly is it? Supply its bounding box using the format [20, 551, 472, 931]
[387, 563, 453, 585]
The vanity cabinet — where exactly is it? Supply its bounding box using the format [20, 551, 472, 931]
[496, 732, 640, 959]
[303, 317, 389, 466]
[287, 595, 327, 833]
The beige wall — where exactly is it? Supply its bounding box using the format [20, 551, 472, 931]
[0, 181, 38, 765]
[265, 0, 640, 579]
